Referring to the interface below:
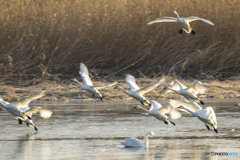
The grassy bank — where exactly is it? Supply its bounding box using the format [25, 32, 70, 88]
[0, 0, 240, 83]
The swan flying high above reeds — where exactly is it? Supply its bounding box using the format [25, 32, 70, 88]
[148, 10, 214, 35]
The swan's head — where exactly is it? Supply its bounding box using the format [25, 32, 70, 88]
[114, 85, 120, 89]
[235, 103, 240, 106]
[72, 78, 77, 82]
[177, 105, 185, 110]
[150, 131, 154, 136]
[171, 10, 177, 14]
[134, 105, 141, 109]
[163, 86, 168, 90]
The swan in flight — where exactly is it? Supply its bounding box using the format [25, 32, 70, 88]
[72, 63, 117, 100]
[115, 74, 165, 106]
[19, 106, 52, 131]
[169, 99, 218, 133]
[134, 100, 181, 125]
[235, 103, 240, 106]
[148, 10, 214, 35]
[0, 91, 51, 131]
[164, 79, 205, 105]
[121, 131, 154, 148]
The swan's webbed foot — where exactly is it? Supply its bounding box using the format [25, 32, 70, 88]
[169, 120, 176, 126]
[34, 126, 38, 131]
[205, 124, 210, 130]
[24, 114, 31, 120]
[163, 120, 169, 125]
[179, 29, 183, 34]
[99, 97, 103, 100]
[140, 101, 144, 105]
[200, 100, 204, 105]
[214, 128, 218, 133]
[18, 119, 22, 124]
[191, 30, 195, 35]
[26, 123, 29, 127]
[92, 94, 94, 97]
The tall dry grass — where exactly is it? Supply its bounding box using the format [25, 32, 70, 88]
[0, 0, 240, 82]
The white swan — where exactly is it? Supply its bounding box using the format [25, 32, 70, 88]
[72, 63, 117, 100]
[0, 91, 48, 131]
[169, 99, 218, 133]
[235, 103, 240, 106]
[164, 79, 205, 105]
[121, 131, 154, 148]
[20, 106, 52, 131]
[115, 74, 165, 106]
[148, 10, 214, 35]
[134, 100, 181, 125]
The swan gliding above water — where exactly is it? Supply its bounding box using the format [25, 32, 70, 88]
[72, 63, 117, 100]
[115, 74, 165, 106]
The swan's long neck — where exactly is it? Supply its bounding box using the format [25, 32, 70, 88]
[117, 86, 129, 95]
[180, 106, 197, 117]
[74, 79, 83, 87]
[174, 11, 180, 20]
[167, 87, 179, 94]
[0, 101, 6, 108]
[144, 132, 151, 147]
[138, 106, 150, 114]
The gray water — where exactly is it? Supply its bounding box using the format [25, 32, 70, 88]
[0, 101, 240, 160]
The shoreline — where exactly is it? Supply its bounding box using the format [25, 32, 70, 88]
[1, 76, 240, 103]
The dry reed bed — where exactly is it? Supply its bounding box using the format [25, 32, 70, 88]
[1, 76, 240, 102]
[0, 0, 240, 83]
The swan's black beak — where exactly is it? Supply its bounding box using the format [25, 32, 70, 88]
[133, 106, 137, 109]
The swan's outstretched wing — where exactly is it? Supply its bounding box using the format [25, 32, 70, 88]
[187, 79, 206, 94]
[121, 138, 143, 147]
[158, 102, 181, 119]
[126, 74, 140, 91]
[196, 107, 217, 124]
[148, 17, 177, 25]
[13, 91, 46, 109]
[25, 106, 41, 117]
[185, 16, 214, 25]
[170, 107, 182, 120]
[39, 109, 53, 119]
[169, 99, 202, 113]
[158, 102, 171, 114]
[137, 77, 165, 95]
[170, 80, 187, 90]
[25, 106, 52, 119]
[150, 100, 162, 111]
[80, 63, 93, 86]
[91, 81, 118, 89]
